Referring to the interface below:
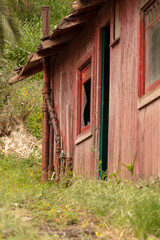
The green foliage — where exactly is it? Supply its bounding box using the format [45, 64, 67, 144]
[25, 106, 42, 140]
[0, 0, 72, 140]
[130, 190, 160, 239]
[0, 72, 43, 138]
[3, 0, 72, 65]
[109, 169, 121, 183]
[7, 0, 35, 21]
[0, 0, 21, 51]
[122, 152, 137, 177]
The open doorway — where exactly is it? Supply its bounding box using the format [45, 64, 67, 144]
[100, 24, 110, 178]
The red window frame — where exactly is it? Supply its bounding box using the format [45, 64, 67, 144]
[78, 59, 91, 134]
[139, 0, 160, 97]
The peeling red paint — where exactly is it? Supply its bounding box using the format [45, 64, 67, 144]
[42, 59, 50, 182]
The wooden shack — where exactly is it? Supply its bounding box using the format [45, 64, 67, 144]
[10, 0, 160, 181]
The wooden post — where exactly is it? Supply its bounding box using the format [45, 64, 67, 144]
[42, 6, 50, 38]
[48, 122, 54, 180]
[66, 105, 70, 158]
[66, 105, 72, 170]
[42, 6, 50, 182]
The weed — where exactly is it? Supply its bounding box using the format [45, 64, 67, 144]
[122, 152, 137, 178]
[109, 169, 121, 183]
[92, 146, 108, 180]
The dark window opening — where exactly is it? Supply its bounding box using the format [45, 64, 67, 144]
[82, 79, 91, 127]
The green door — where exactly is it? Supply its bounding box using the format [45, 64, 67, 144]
[100, 25, 110, 179]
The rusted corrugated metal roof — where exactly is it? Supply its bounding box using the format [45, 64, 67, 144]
[9, 0, 105, 84]
[71, 0, 105, 12]
[49, 0, 105, 39]
[138, 0, 150, 9]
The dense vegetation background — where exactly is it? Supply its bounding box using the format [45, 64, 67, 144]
[1, 2, 160, 239]
[0, 0, 72, 139]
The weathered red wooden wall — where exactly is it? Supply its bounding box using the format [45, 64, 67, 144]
[108, 0, 139, 179]
[52, 18, 97, 177]
[138, 101, 160, 179]
[51, 0, 160, 179]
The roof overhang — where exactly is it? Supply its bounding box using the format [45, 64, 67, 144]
[9, 54, 43, 84]
[9, 0, 105, 85]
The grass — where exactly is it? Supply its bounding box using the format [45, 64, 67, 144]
[0, 153, 160, 239]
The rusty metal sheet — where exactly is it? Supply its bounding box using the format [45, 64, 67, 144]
[71, 0, 105, 11]
[49, 12, 93, 39]
[138, 0, 151, 9]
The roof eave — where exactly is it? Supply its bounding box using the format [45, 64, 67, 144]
[9, 0, 105, 84]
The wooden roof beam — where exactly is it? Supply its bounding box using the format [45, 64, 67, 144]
[38, 29, 81, 52]
[9, 63, 43, 85]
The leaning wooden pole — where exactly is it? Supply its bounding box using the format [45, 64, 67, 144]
[45, 94, 61, 180]
[48, 122, 54, 180]
[42, 6, 50, 182]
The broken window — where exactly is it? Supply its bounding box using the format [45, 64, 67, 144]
[82, 79, 91, 127]
[79, 60, 91, 133]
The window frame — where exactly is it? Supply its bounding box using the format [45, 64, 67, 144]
[139, 0, 160, 97]
[78, 59, 91, 134]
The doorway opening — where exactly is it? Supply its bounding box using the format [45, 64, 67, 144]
[100, 24, 110, 178]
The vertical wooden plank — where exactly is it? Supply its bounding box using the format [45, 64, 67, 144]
[66, 105, 70, 158]
[59, 72, 63, 148]
[158, 100, 160, 178]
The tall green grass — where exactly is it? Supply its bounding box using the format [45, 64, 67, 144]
[0, 153, 160, 239]
[64, 178, 160, 239]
